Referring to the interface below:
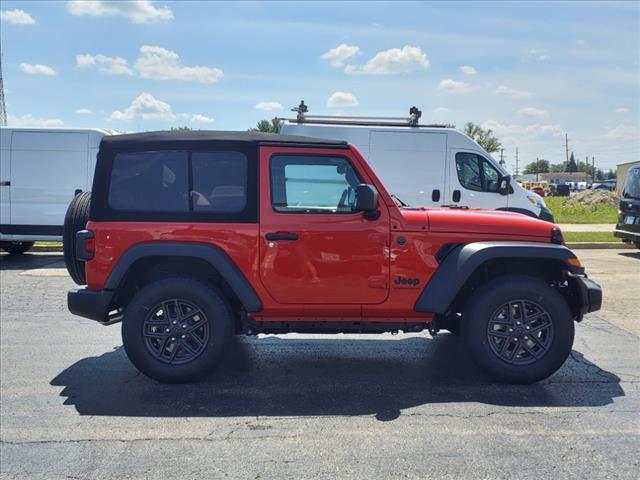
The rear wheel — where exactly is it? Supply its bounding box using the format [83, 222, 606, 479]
[462, 275, 574, 384]
[63, 191, 91, 285]
[122, 277, 233, 383]
[634, 240, 640, 250]
[1, 241, 34, 255]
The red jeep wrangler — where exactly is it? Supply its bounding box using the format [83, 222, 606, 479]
[64, 131, 602, 384]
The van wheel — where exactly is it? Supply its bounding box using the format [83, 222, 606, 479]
[63, 191, 91, 285]
[462, 275, 574, 384]
[122, 277, 233, 383]
[1, 241, 34, 255]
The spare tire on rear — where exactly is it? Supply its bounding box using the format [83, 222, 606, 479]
[63, 191, 92, 285]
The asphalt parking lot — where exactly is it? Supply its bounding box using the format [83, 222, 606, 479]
[1, 251, 639, 479]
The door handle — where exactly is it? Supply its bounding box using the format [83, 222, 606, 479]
[0, 181, 10, 187]
[452, 190, 461, 202]
[265, 232, 299, 241]
[432, 189, 440, 202]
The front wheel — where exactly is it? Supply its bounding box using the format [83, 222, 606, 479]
[1, 241, 34, 255]
[462, 275, 574, 384]
[122, 277, 233, 383]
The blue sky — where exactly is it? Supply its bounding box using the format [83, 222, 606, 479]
[1, 0, 638, 171]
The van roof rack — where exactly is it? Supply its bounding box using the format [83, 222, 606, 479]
[280, 101, 450, 128]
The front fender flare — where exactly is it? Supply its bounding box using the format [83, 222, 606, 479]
[414, 241, 582, 314]
[105, 242, 262, 312]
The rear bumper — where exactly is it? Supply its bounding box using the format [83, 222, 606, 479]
[68, 288, 115, 323]
[613, 228, 640, 240]
[571, 274, 602, 315]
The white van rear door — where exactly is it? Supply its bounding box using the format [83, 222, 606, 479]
[10, 131, 88, 229]
[368, 130, 447, 207]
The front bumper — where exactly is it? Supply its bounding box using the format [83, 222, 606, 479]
[613, 228, 640, 241]
[68, 288, 115, 324]
[571, 274, 602, 316]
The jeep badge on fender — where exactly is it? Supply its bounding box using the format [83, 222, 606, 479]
[394, 276, 420, 288]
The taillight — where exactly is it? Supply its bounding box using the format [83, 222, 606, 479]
[75, 229, 95, 261]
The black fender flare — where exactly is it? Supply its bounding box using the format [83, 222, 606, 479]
[414, 241, 582, 314]
[105, 242, 262, 312]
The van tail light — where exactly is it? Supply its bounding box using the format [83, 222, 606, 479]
[75, 230, 95, 261]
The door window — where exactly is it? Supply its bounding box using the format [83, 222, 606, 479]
[270, 155, 362, 213]
[455, 153, 500, 193]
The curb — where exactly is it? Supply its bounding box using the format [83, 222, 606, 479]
[566, 242, 634, 250]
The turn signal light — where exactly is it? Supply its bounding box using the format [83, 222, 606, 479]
[568, 257, 582, 268]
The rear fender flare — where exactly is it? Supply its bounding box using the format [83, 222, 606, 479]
[105, 242, 262, 312]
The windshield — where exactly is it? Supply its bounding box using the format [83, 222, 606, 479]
[622, 167, 640, 199]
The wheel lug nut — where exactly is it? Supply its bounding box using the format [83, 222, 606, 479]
[526, 326, 530, 330]
[172, 321, 177, 325]
[182, 324, 187, 329]
[165, 328, 170, 333]
[524, 336, 529, 340]
[171, 337, 176, 341]
[514, 337, 519, 341]
[181, 335, 186, 339]
[509, 328, 513, 332]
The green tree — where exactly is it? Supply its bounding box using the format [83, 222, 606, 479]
[249, 118, 281, 134]
[171, 126, 193, 131]
[463, 122, 502, 153]
[565, 152, 578, 172]
[549, 162, 567, 172]
[523, 159, 550, 175]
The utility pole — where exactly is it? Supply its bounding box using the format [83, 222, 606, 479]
[515, 147, 519, 177]
[586, 156, 590, 184]
[564, 133, 570, 164]
[535, 157, 539, 182]
[592, 156, 596, 182]
[0, 45, 7, 127]
[499, 148, 505, 167]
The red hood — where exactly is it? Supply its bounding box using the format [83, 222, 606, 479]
[397, 207, 554, 238]
[426, 208, 554, 237]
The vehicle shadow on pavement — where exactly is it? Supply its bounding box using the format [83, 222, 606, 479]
[0, 253, 64, 270]
[50, 334, 624, 421]
[618, 252, 640, 260]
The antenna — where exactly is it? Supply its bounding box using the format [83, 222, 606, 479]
[0, 45, 7, 126]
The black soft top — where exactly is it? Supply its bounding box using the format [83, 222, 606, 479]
[100, 130, 348, 150]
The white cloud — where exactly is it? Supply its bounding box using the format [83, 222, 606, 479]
[67, 0, 173, 24]
[603, 125, 638, 141]
[75, 108, 92, 114]
[255, 102, 283, 111]
[76, 53, 134, 75]
[1, 9, 36, 24]
[320, 44, 360, 68]
[528, 48, 550, 61]
[483, 119, 564, 138]
[495, 85, 532, 99]
[327, 92, 359, 108]
[107, 92, 214, 123]
[438, 79, 472, 93]
[517, 107, 548, 118]
[134, 45, 223, 83]
[459, 65, 477, 75]
[345, 45, 429, 75]
[434, 107, 449, 113]
[19, 63, 57, 76]
[615, 107, 629, 114]
[188, 114, 215, 123]
[8, 114, 64, 127]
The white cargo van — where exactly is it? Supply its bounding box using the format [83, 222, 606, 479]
[280, 104, 553, 222]
[0, 127, 115, 253]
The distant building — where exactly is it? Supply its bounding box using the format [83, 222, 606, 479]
[616, 161, 640, 196]
[518, 172, 588, 184]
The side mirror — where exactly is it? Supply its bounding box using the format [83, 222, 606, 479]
[355, 184, 380, 219]
[498, 175, 511, 196]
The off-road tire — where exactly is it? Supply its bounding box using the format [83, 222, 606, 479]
[1, 241, 34, 255]
[63, 191, 91, 285]
[122, 277, 234, 383]
[462, 274, 574, 384]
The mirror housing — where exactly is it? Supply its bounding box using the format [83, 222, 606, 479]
[498, 175, 511, 196]
[355, 184, 380, 219]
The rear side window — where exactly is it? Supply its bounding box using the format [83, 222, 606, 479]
[103, 149, 255, 222]
[270, 155, 362, 213]
[192, 152, 247, 213]
[109, 151, 189, 212]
